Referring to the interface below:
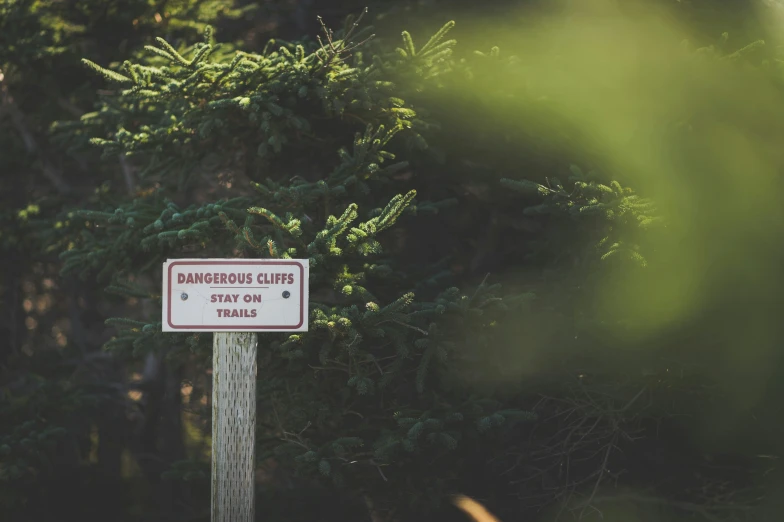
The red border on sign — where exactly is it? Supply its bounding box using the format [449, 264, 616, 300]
[167, 260, 305, 330]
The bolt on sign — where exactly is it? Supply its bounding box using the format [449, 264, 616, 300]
[162, 258, 309, 332]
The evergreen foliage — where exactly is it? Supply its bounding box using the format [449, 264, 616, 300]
[4, 1, 784, 521]
[56, 15, 541, 512]
[0, 0, 256, 517]
[501, 165, 660, 267]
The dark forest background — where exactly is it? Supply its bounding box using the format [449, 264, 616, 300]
[2, 0, 784, 521]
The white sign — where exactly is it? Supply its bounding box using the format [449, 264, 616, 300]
[162, 258, 309, 332]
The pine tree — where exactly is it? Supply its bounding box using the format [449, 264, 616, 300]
[0, 0, 256, 517]
[57, 10, 537, 517]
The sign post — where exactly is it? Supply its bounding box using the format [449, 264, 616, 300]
[162, 259, 309, 522]
[210, 330, 257, 522]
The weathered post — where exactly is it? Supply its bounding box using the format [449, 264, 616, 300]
[211, 331, 257, 522]
[162, 258, 309, 522]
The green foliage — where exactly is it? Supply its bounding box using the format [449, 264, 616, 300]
[501, 164, 661, 267]
[55, 15, 542, 514]
[56, 17, 434, 190]
[0, 369, 99, 510]
[6, 1, 784, 520]
[0, 0, 255, 518]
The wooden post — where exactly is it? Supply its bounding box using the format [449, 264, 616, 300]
[211, 332, 258, 522]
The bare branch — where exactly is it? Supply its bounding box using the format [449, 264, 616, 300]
[1, 83, 72, 194]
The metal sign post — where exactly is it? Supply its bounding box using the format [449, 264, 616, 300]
[162, 259, 309, 522]
[211, 331, 258, 521]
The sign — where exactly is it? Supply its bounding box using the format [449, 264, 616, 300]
[162, 258, 309, 332]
